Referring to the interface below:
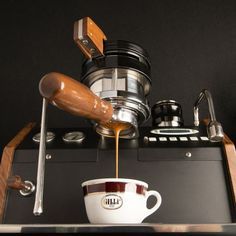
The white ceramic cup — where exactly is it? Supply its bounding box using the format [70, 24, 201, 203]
[82, 178, 162, 224]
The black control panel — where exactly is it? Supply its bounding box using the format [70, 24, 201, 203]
[3, 126, 233, 224]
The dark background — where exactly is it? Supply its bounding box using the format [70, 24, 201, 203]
[0, 0, 236, 154]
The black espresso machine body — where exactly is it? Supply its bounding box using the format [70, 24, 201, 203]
[1, 17, 235, 234]
[2, 125, 234, 224]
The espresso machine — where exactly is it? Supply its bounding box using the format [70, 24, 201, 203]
[0, 17, 236, 234]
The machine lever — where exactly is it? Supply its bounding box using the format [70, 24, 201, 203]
[74, 17, 107, 59]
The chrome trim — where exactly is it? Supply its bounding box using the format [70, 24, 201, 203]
[83, 68, 151, 138]
[104, 49, 150, 65]
[78, 18, 83, 40]
[32, 131, 55, 143]
[193, 90, 216, 127]
[155, 100, 177, 105]
[150, 128, 199, 135]
[0, 223, 236, 234]
[157, 120, 181, 127]
[107, 97, 150, 122]
[19, 181, 35, 197]
[154, 116, 183, 128]
[63, 131, 85, 143]
[83, 68, 151, 95]
[96, 108, 139, 138]
[185, 152, 192, 158]
[208, 121, 224, 142]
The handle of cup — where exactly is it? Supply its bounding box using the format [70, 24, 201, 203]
[144, 190, 162, 219]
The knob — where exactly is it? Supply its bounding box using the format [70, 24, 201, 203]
[207, 121, 224, 142]
[151, 100, 184, 127]
[7, 175, 35, 196]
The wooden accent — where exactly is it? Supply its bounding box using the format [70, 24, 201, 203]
[74, 17, 107, 58]
[223, 133, 236, 212]
[39, 72, 113, 124]
[0, 122, 35, 222]
[7, 175, 27, 191]
[202, 119, 236, 211]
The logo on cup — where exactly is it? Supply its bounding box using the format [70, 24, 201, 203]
[101, 194, 123, 210]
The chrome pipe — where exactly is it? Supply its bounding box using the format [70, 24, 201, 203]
[33, 98, 48, 216]
[193, 89, 224, 142]
[194, 89, 216, 126]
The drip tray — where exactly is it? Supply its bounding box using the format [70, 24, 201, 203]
[1, 224, 236, 234]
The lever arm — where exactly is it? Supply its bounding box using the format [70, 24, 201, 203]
[74, 17, 107, 58]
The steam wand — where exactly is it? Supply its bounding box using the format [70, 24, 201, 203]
[193, 89, 224, 142]
[33, 98, 48, 216]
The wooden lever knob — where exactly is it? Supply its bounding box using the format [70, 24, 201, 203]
[74, 17, 107, 58]
[7, 175, 27, 190]
[39, 72, 113, 124]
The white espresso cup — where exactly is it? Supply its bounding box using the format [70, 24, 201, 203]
[82, 178, 162, 224]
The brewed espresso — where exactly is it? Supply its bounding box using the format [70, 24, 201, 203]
[103, 122, 131, 178]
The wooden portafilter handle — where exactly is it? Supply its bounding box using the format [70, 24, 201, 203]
[39, 72, 113, 124]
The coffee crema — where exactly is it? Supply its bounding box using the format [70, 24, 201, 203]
[103, 122, 131, 178]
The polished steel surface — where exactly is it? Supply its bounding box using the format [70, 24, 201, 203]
[62, 131, 85, 143]
[33, 98, 48, 216]
[0, 224, 236, 234]
[19, 181, 35, 197]
[151, 100, 184, 128]
[84, 68, 151, 95]
[154, 99, 177, 105]
[156, 119, 181, 127]
[83, 68, 151, 138]
[96, 108, 139, 138]
[208, 121, 224, 142]
[194, 90, 216, 126]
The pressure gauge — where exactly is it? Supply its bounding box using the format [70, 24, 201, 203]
[63, 131, 85, 143]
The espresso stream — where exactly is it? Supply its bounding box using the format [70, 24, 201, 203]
[104, 122, 131, 178]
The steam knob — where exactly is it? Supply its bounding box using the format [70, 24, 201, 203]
[7, 175, 35, 196]
[207, 121, 224, 142]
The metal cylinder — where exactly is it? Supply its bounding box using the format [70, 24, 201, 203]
[81, 40, 151, 138]
[151, 100, 184, 127]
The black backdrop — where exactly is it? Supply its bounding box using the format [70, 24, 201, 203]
[0, 0, 236, 154]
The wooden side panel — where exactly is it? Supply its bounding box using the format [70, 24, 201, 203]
[0, 122, 35, 222]
[223, 134, 236, 214]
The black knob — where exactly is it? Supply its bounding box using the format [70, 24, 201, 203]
[151, 100, 184, 127]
